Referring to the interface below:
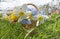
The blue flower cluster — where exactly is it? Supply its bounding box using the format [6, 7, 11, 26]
[21, 19, 31, 24]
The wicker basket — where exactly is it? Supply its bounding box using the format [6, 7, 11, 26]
[21, 3, 39, 30]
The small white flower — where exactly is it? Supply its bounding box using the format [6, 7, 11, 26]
[34, 14, 49, 26]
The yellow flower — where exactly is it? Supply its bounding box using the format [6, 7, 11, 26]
[38, 15, 43, 21]
[10, 12, 18, 22]
[19, 11, 25, 17]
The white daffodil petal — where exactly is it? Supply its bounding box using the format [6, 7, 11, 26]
[42, 15, 49, 21]
[36, 21, 39, 26]
[43, 15, 49, 19]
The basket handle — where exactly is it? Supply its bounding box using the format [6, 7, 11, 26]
[26, 3, 39, 13]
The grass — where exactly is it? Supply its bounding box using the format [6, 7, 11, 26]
[0, 14, 60, 39]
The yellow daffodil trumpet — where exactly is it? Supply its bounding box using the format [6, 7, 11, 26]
[38, 15, 44, 21]
[19, 11, 25, 17]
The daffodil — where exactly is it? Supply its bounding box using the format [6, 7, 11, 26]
[18, 10, 27, 22]
[35, 15, 44, 26]
[14, 8, 26, 22]
[36, 14, 49, 26]
[18, 11, 33, 25]
[10, 12, 18, 22]
[13, 5, 32, 23]
[32, 14, 49, 26]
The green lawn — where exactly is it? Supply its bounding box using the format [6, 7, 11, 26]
[0, 14, 60, 39]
